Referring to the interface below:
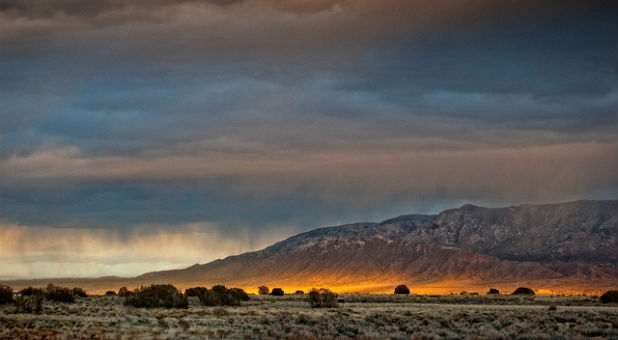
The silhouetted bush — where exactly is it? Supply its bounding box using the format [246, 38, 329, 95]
[118, 287, 130, 297]
[512, 287, 535, 295]
[307, 288, 338, 308]
[125, 284, 188, 308]
[487, 288, 500, 294]
[600, 290, 618, 304]
[394, 285, 410, 295]
[0, 285, 13, 304]
[19, 287, 44, 296]
[45, 284, 74, 303]
[295, 290, 304, 295]
[14, 294, 43, 313]
[229, 287, 250, 302]
[105, 291, 117, 296]
[258, 286, 269, 295]
[72, 287, 87, 297]
[271, 288, 284, 296]
[185, 287, 207, 297]
[199, 285, 248, 306]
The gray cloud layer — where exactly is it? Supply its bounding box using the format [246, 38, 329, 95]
[1, 0, 616, 277]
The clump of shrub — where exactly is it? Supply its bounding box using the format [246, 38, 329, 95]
[295, 290, 305, 295]
[0, 285, 14, 304]
[271, 288, 284, 296]
[258, 286, 269, 295]
[45, 284, 74, 303]
[394, 284, 410, 295]
[487, 288, 500, 294]
[185, 287, 207, 297]
[229, 287, 250, 302]
[19, 287, 44, 296]
[199, 285, 249, 306]
[105, 291, 117, 296]
[125, 284, 187, 308]
[72, 287, 87, 297]
[118, 287, 131, 297]
[512, 287, 535, 295]
[307, 288, 338, 308]
[600, 290, 618, 304]
[15, 294, 43, 313]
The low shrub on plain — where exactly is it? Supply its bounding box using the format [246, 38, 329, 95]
[271, 288, 284, 296]
[394, 285, 410, 295]
[118, 287, 131, 297]
[125, 284, 188, 308]
[45, 284, 75, 303]
[14, 294, 43, 313]
[185, 287, 207, 297]
[0, 285, 13, 304]
[487, 288, 500, 294]
[511, 287, 535, 295]
[600, 290, 618, 304]
[258, 286, 269, 295]
[19, 287, 44, 296]
[307, 288, 338, 308]
[72, 287, 87, 297]
[199, 285, 248, 306]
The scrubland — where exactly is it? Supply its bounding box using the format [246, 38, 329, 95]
[1, 293, 617, 340]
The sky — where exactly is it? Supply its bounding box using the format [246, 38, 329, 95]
[0, 0, 617, 279]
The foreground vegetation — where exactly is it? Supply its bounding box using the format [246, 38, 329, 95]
[0, 284, 616, 339]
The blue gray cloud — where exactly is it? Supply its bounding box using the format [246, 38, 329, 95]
[0, 0, 616, 278]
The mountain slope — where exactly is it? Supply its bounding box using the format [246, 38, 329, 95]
[136, 200, 617, 294]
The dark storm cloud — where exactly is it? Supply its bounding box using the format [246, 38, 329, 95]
[1, 0, 616, 277]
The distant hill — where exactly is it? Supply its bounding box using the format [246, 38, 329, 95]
[4, 200, 617, 294]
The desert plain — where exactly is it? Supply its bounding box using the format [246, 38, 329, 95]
[1, 293, 617, 340]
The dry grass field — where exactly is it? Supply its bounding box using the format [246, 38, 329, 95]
[1, 293, 617, 340]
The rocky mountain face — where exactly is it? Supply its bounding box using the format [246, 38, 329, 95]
[135, 200, 617, 294]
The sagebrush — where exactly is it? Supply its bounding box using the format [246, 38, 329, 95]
[125, 284, 187, 308]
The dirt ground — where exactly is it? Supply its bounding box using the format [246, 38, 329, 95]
[1, 294, 617, 339]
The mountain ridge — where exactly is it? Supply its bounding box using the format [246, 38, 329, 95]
[3, 199, 617, 294]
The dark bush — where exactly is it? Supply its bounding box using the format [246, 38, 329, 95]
[14, 294, 43, 313]
[271, 288, 284, 296]
[72, 287, 87, 297]
[185, 287, 207, 297]
[199, 285, 248, 306]
[105, 291, 117, 296]
[295, 290, 305, 295]
[229, 287, 250, 302]
[512, 287, 535, 295]
[19, 287, 44, 296]
[258, 286, 269, 295]
[600, 290, 618, 304]
[45, 284, 74, 303]
[0, 285, 13, 304]
[487, 288, 500, 294]
[125, 284, 187, 308]
[394, 285, 410, 295]
[307, 288, 338, 308]
[118, 287, 131, 297]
